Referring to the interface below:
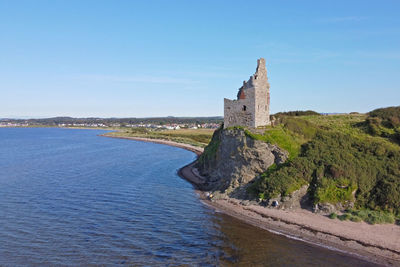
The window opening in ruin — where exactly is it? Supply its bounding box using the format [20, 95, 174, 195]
[242, 105, 247, 111]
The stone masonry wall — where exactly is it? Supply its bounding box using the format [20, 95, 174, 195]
[254, 58, 270, 127]
[224, 58, 270, 128]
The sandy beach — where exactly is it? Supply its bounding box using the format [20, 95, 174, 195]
[103, 134, 400, 266]
[181, 165, 400, 266]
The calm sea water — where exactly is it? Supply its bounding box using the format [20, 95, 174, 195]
[0, 128, 376, 266]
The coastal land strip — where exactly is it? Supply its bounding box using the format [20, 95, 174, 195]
[100, 134, 204, 156]
[102, 133, 400, 267]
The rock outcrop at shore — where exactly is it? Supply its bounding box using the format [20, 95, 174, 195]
[196, 127, 288, 196]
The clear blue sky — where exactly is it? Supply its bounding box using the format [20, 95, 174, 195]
[1, 0, 399, 118]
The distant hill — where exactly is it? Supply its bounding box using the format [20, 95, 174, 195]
[274, 110, 321, 117]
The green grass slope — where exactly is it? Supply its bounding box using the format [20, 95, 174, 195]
[246, 108, 400, 222]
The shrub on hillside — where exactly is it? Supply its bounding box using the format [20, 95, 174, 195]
[280, 117, 318, 139]
[369, 106, 400, 128]
[197, 126, 222, 167]
[274, 110, 321, 117]
[361, 106, 400, 144]
[251, 130, 400, 215]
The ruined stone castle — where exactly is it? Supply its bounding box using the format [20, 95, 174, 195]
[224, 58, 271, 128]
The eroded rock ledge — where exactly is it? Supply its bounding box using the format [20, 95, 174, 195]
[195, 127, 288, 197]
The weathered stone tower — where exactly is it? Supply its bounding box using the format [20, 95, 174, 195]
[224, 58, 270, 128]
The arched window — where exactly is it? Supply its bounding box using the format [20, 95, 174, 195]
[242, 105, 247, 111]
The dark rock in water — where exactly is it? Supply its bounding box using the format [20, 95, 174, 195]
[196, 127, 288, 196]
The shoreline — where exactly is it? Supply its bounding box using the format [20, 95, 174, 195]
[103, 133, 400, 266]
[100, 133, 204, 156]
[179, 164, 400, 267]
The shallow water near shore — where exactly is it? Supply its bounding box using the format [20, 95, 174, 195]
[0, 128, 377, 266]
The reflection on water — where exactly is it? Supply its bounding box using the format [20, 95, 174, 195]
[0, 128, 376, 266]
[214, 213, 376, 266]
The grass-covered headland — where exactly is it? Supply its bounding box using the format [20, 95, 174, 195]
[244, 106, 400, 224]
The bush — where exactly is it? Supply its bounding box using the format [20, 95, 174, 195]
[326, 209, 395, 224]
[354, 106, 400, 145]
[280, 117, 318, 139]
[350, 209, 396, 224]
[252, 129, 400, 215]
[314, 178, 357, 204]
[338, 214, 351, 221]
[197, 127, 222, 166]
[364, 117, 383, 136]
[275, 110, 321, 117]
[349, 216, 362, 222]
[369, 106, 400, 128]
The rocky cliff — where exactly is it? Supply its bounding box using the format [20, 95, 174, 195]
[196, 127, 288, 197]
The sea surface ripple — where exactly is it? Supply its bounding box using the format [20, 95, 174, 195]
[0, 128, 377, 266]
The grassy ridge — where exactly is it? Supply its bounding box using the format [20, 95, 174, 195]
[247, 108, 400, 222]
[362, 106, 400, 144]
[274, 110, 321, 117]
[244, 126, 302, 159]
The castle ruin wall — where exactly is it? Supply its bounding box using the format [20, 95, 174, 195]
[223, 58, 271, 129]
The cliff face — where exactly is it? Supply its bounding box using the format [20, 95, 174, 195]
[196, 127, 288, 196]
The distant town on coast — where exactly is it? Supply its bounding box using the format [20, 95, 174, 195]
[0, 113, 349, 129]
[0, 116, 222, 129]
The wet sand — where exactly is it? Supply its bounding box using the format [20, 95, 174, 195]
[179, 162, 400, 266]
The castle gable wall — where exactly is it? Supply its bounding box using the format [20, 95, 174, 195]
[223, 58, 270, 129]
[224, 87, 255, 128]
